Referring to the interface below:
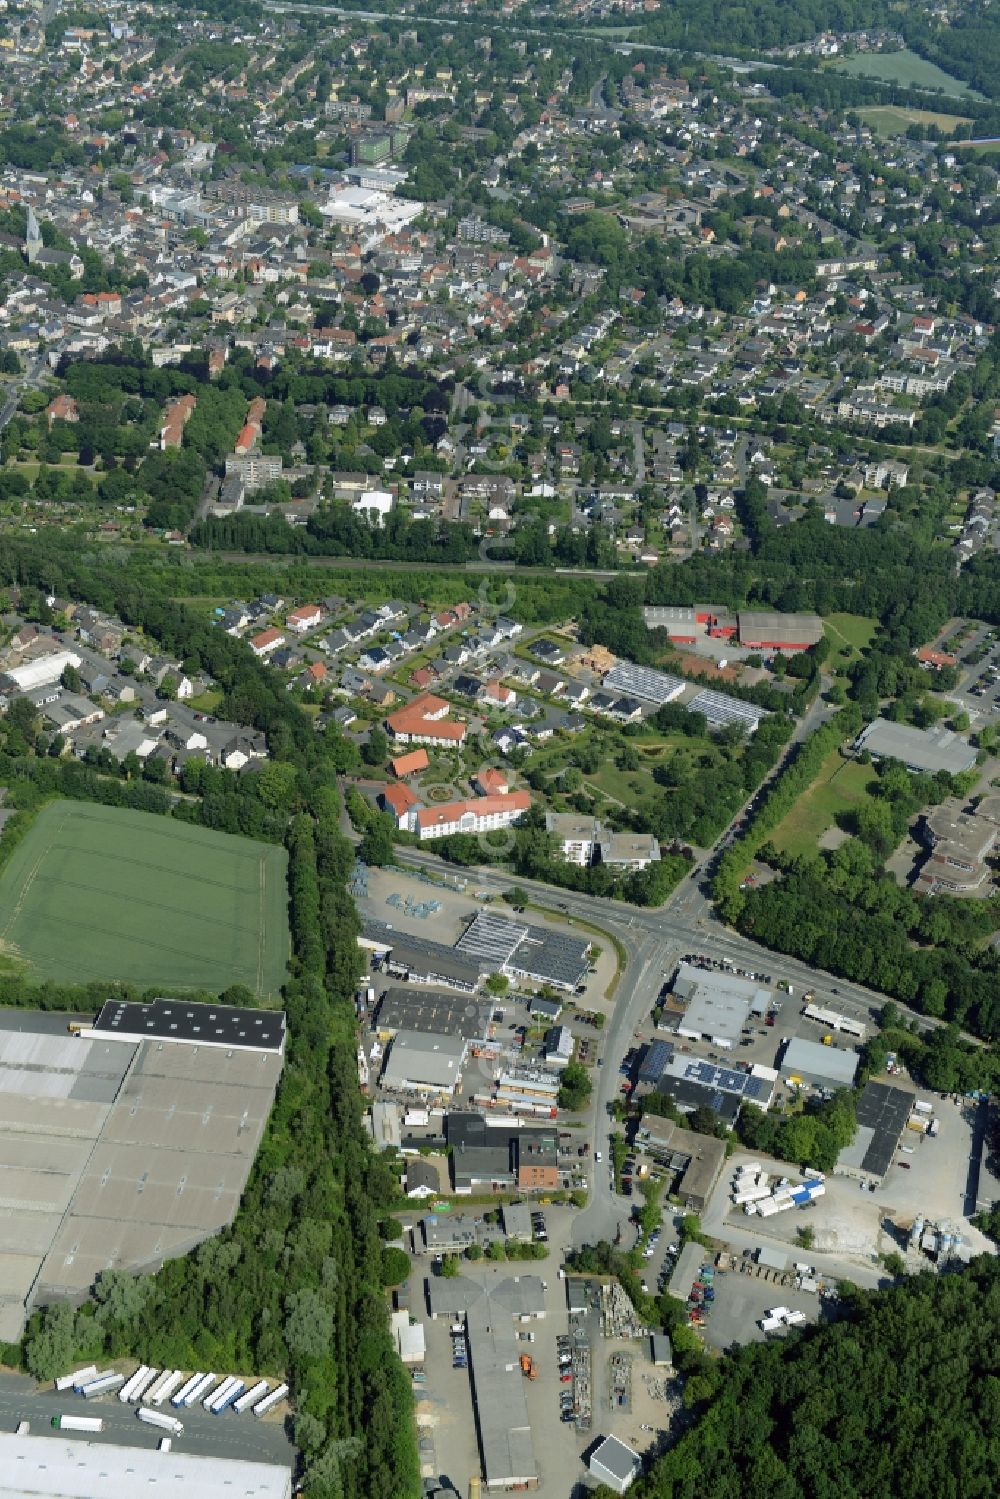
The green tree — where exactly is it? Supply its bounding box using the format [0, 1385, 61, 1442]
[557, 1060, 592, 1111]
[359, 814, 395, 867]
[380, 1247, 411, 1287]
[362, 725, 388, 767]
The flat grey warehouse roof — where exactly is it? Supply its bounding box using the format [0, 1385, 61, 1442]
[855, 719, 976, 777]
[781, 1035, 858, 1088]
[0, 1016, 283, 1340]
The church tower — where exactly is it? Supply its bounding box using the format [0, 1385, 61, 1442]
[25, 207, 41, 264]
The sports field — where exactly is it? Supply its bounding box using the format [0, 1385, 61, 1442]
[0, 802, 288, 996]
[829, 49, 981, 99]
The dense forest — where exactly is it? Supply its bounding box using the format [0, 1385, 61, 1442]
[639, 1256, 1000, 1499]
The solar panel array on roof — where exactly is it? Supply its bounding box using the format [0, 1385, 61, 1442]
[602, 661, 686, 704]
[853, 1080, 914, 1179]
[687, 689, 769, 731]
[506, 927, 590, 990]
[682, 1058, 747, 1093]
[743, 1074, 774, 1104]
[657, 1076, 742, 1125]
[455, 911, 528, 965]
[638, 1039, 673, 1085]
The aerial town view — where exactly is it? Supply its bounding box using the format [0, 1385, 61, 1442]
[1, 0, 1000, 1496]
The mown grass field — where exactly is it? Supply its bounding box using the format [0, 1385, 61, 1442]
[770, 749, 876, 859]
[859, 104, 973, 137]
[824, 612, 877, 659]
[0, 802, 288, 996]
[830, 49, 980, 99]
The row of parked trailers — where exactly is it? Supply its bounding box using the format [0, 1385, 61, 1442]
[55, 1364, 287, 1418]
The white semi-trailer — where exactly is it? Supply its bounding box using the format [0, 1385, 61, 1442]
[233, 1380, 269, 1415]
[253, 1383, 289, 1417]
[52, 1415, 104, 1433]
[137, 1408, 184, 1436]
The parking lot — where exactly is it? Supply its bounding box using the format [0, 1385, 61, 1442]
[0, 1372, 293, 1469]
[698, 1264, 829, 1351]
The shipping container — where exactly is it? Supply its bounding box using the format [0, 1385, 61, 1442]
[758, 1196, 795, 1217]
[732, 1185, 770, 1205]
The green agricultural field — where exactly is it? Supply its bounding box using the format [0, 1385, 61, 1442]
[830, 49, 981, 99]
[0, 801, 288, 996]
[770, 749, 876, 859]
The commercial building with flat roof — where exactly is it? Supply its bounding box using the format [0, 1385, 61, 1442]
[380, 1029, 467, 1097]
[836, 1080, 913, 1185]
[590, 1434, 641, 1494]
[0, 1431, 291, 1499]
[780, 1035, 858, 1091]
[425, 1274, 543, 1489]
[365, 925, 484, 992]
[915, 798, 1000, 896]
[374, 987, 494, 1041]
[672, 962, 770, 1047]
[0, 1019, 282, 1339]
[737, 611, 823, 650]
[655, 1055, 776, 1121]
[456, 911, 590, 992]
[85, 997, 286, 1055]
[633, 1115, 726, 1211]
[855, 719, 976, 777]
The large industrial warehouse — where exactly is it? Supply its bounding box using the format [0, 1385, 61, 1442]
[0, 1002, 284, 1340]
[0, 1431, 292, 1499]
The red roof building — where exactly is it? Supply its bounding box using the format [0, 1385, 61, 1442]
[249, 627, 284, 657]
[473, 768, 509, 796]
[414, 790, 530, 841]
[391, 748, 430, 778]
[379, 782, 420, 831]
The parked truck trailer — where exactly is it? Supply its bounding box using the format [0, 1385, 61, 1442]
[55, 1366, 97, 1393]
[80, 1374, 126, 1399]
[137, 1408, 184, 1437]
[52, 1415, 104, 1433]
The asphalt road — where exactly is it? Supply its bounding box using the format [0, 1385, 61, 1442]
[0, 1374, 294, 1467]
